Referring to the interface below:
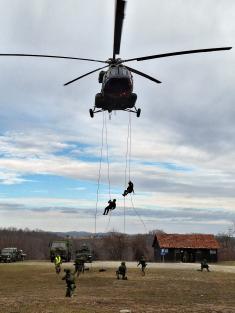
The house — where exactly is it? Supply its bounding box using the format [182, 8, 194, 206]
[152, 233, 220, 262]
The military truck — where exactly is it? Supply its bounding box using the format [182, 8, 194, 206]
[0, 247, 26, 263]
[49, 239, 72, 262]
[75, 243, 93, 263]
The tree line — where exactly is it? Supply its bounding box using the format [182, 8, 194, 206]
[0, 228, 154, 261]
[1, 227, 235, 261]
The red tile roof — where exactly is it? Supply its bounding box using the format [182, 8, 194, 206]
[153, 233, 220, 249]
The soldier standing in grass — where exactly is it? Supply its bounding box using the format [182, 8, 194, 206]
[62, 269, 76, 297]
[137, 256, 147, 276]
[116, 261, 128, 280]
[74, 256, 85, 277]
[54, 254, 62, 274]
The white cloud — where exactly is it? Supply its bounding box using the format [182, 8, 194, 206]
[0, 0, 234, 233]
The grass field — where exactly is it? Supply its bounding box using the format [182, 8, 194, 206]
[1, 262, 235, 313]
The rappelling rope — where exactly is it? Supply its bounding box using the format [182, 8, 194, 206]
[125, 113, 148, 234]
[123, 112, 131, 234]
[128, 112, 132, 182]
[104, 113, 113, 232]
[130, 194, 148, 233]
[95, 112, 105, 235]
[104, 113, 111, 200]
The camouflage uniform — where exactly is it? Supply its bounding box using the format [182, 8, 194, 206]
[201, 259, 210, 272]
[116, 261, 127, 280]
[122, 181, 134, 197]
[103, 199, 116, 215]
[137, 256, 147, 275]
[74, 256, 85, 276]
[62, 269, 76, 297]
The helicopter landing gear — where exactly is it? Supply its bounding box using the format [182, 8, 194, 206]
[89, 107, 103, 118]
[123, 106, 141, 117]
[89, 109, 94, 118]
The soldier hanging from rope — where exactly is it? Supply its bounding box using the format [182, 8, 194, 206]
[122, 181, 134, 197]
[103, 199, 116, 215]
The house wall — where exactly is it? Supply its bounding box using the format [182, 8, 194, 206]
[153, 246, 218, 262]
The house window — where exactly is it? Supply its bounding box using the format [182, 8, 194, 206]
[210, 250, 217, 255]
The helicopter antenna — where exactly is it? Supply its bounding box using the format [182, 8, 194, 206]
[113, 0, 126, 60]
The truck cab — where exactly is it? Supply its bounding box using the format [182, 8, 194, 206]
[49, 240, 72, 262]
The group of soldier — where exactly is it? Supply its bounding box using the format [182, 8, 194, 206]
[54, 252, 211, 297]
[52, 180, 208, 297]
[54, 253, 147, 297]
[116, 256, 147, 280]
[51, 181, 137, 297]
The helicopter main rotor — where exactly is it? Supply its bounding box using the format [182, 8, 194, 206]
[0, 0, 232, 87]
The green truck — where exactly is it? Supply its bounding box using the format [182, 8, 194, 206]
[49, 240, 72, 262]
[75, 244, 93, 263]
[0, 247, 26, 263]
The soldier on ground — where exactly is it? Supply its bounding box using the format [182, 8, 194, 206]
[74, 256, 85, 277]
[201, 258, 210, 272]
[103, 199, 116, 215]
[137, 256, 147, 276]
[62, 269, 76, 297]
[116, 261, 127, 280]
[122, 181, 134, 197]
[54, 254, 62, 274]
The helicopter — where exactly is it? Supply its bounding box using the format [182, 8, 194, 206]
[0, 0, 232, 118]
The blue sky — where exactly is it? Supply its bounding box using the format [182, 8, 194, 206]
[0, 0, 234, 234]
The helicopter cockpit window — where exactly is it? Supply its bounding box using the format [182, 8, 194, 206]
[104, 77, 131, 96]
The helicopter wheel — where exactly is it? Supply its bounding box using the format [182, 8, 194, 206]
[89, 109, 94, 118]
[136, 108, 141, 118]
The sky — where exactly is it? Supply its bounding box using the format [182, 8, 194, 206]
[0, 0, 234, 234]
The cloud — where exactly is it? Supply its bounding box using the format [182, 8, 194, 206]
[0, 0, 234, 233]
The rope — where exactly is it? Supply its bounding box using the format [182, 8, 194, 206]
[128, 112, 132, 182]
[104, 112, 113, 233]
[123, 113, 131, 234]
[104, 113, 111, 200]
[104, 209, 112, 233]
[94, 112, 105, 235]
[125, 113, 148, 234]
[130, 195, 148, 233]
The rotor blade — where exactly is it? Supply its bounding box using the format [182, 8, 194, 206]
[122, 47, 232, 63]
[125, 65, 162, 84]
[113, 0, 126, 58]
[64, 65, 109, 86]
[0, 53, 107, 64]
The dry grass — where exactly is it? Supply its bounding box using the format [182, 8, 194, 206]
[1, 262, 235, 313]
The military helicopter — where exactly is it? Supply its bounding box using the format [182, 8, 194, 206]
[0, 0, 231, 118]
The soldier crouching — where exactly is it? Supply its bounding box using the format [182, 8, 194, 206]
[62, 269, 76, 297]
[201, 259, 210, 272]
[116, 261, 128, 280]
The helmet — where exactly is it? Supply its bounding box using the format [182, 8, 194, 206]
[121, 261, 125, 265]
